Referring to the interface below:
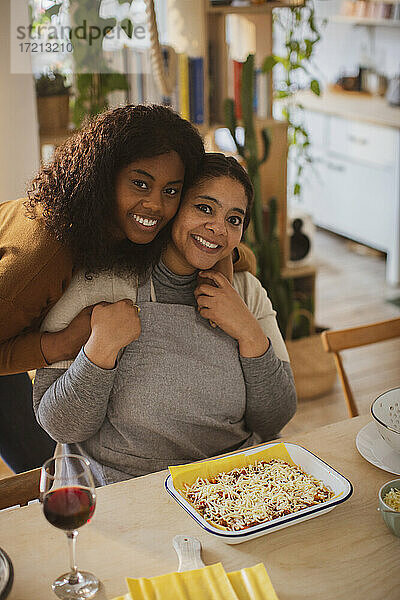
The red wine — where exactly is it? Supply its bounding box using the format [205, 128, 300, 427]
[43, 487, 95, 531]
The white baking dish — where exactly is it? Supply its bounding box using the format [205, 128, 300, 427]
[165, 442, 353, 544]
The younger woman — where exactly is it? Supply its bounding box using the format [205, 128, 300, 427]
[33, 154, 296, 485]
[0, 104, 204, 375]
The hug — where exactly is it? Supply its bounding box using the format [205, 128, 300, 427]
[1, 104, 296, 484]
[32, 109, 296, 486]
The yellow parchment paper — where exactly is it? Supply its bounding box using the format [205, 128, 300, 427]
[168, 443, 294, 493]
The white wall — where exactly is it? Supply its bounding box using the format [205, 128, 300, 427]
[166, 0, 206, 56]
[0, 0, 39, 203]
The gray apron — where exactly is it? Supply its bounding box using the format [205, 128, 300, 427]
[84, 275, 251, 484]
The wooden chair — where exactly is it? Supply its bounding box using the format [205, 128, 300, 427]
[321, 317, 400, 418]
[0, 468, 41, 510]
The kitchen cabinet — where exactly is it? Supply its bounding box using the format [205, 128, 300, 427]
[297, 94, 400, 285]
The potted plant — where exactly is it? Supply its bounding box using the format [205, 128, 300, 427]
[35, 70, 71, 133]
[32, 0, 129, 129]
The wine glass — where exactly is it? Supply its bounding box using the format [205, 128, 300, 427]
[40, 454, 99, 599]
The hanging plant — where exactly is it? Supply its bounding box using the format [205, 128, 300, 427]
[263, 0, 326, 200]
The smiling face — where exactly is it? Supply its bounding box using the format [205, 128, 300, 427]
[114, 151, 185, 244]
[167, 176, 248, 274]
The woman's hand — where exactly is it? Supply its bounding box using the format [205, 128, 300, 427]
[213, 253, 234, 283]
[84, 300, 141, 369]
[41, 305, 94, 364]
[194, 271, 270, 358]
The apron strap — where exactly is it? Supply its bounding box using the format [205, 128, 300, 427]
[136, 273, 157, 303]
[150, 277, 156, 302]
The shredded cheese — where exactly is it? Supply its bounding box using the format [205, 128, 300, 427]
[383, 488, 400, 511]
[183, 459, 334, 531]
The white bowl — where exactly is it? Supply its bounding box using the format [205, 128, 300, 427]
[371, 388, 400, 454]
[165, 442, 353, 544]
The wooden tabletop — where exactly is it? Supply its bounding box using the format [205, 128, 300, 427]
[1, 414, 399, 599]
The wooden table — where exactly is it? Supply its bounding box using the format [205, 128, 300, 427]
[1, 415, 399, 599]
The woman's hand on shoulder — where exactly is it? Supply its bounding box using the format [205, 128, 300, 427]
[84, 299, 141, 369]
[194, 271, 269, 358]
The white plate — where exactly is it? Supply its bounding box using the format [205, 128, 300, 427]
[356, 421, 400, 476]
[165, 441, 353, 544]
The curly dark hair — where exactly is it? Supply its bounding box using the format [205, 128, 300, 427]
[189, 152, 254, 235]
[26, 104, 205, 276]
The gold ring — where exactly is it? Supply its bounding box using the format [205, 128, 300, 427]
[134, 304, 141, 313]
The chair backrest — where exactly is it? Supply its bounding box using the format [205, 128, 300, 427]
[321, 317, 400, 418]
[0, 467, 41, 510]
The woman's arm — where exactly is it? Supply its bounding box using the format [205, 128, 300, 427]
[194, 270, 297, 440]
[240, 348, 296, 441]
[233, 243, 257, 276]
[0, 211, 76, 374]
[0, 305, 93, 375]
[33, 298, 142, 442]
[0, 327, 46, 375]
[33, 350, 118, 443]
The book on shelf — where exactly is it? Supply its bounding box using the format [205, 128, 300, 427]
[228, 59, 269, 120]
[233, 60, 243, 119]
[137, 53, 145, 103]
[161, 47, 172, 107]
[208, 41, 219, 123]
[341, 0, 400, 20]
[178, 53, 190, 120]
[255, 68, 268, 119]
[189, 56, 205, 125]
[253, 67, 259, 114]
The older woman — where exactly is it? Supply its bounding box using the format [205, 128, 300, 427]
[33, 154, 296, 486]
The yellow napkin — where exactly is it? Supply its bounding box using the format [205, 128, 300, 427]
[126, 563, 239, 600]
[228, 563, 279, 600]
[112, 563, 279, 600]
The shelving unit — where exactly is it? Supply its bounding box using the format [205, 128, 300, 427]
[207, 1, 302, 15]
[172, 0, 318, 278]
[200, 0, 317, 307]
[179, 0, 300, 265]
[331, 15, 400, 26]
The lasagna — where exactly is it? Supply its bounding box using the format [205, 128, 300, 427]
[183, 459, 334, 531]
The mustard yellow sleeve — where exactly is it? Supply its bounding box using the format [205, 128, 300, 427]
[0, 249, 72, 375]
[0, 327, 47, 375]
[233, 243, 257, 276]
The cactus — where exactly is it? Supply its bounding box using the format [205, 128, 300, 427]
[224, 54, 294, 338]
